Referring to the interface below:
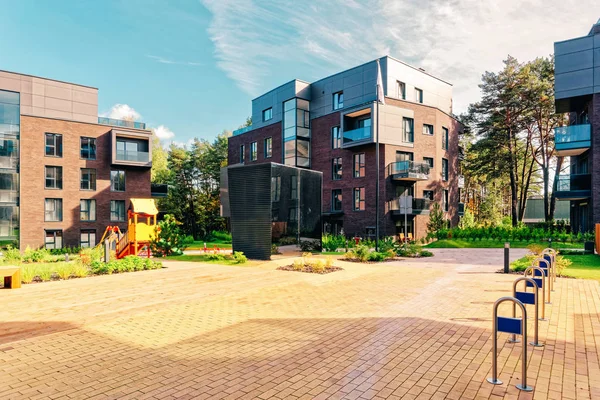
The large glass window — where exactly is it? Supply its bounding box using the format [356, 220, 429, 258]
[80, 229, 96, 248]
[264, 137, 272, 158]
[332, 189, 342, 211]
[45, 133, 63, 157]
[45, 230, 63, 249]
[45, 166, 63, 189]
[116, 139, 148, 162]
[110, 200, 126, 221]
[402, 118, 414, 143]
[442, 127, 449, 150]
[44, 198, 63, 221]
[262, 107, 272, 121]
[81, 168, 97, 190]
[396, 151, 413, 162]
[271, 176, 281, 202]
[332, 126, 341, 149]
[111, 170, 125, 192]
[250, 142, 257, 161]
[80, 199, 96, 221]
[332, 157, 342, 180]
[442, 158, 448, 181]
[80, 137, 96, 159]
[353, 187, 365, 211]
[0, 138, 18, 169]
[0, 90, 19, 242]
[283, 98, 311, 167]
[333, 91, 344, 110]
[353, 153, 365, 177]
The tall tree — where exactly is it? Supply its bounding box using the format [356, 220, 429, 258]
[150, 135, 169, 183]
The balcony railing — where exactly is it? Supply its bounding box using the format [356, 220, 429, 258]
[388, 161, 430, 181]
[555, 173, 591, 200]
[98, 117, 146, 130]
[0, 156, 18, 170]
[343, 126, 371, 145]
[116, 150, 150, 163]
[233, 126, 253, 136]
[554, 124, 591, 156]
[0, 190, 18, 204]
[389, 196, 432, 215]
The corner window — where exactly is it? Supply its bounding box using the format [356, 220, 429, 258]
[271, 176, 281, 202]
[397, 81, 406, 100]
[250, 142, 257, 161]
[332, 189, 342, 212]
[45, 230, 63, 249]
[423, 190, 434, 201]
[45, 133, 63, 157]
[110, 200, 126, 222]
[442, 158, 448, 181]
[332, 126, 341, 149]
[44, 198, 63, 222]
[423, 157, 434, 168]
[262, 107, 273, 122]
[332, 157, 342, 180]
[110, 170, 126, 192]
[402, 118, 414, 143]
[353, 153, 365, 178]
[80, 229, 96, 248]
[80, 199, 96, 221]
[443, 189, 449, 212]
[415, 88, 423, 103]
[240, 144, 245, 164]
[45, 166, 63, 189]
[80, 137, 96, 160]
[353, 187, 365, 211]
[290, 175, 298, 200]
[333, 91, 344, 110]
[423, 124, 434, 136]
[442, 127, 449, 150]
[80, 168, 97, 190]
[264, 137, 272, 158]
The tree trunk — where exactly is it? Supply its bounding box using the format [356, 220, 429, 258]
[543, 165, 550, 221]
[549, 156, 564, 221]
[507, 130, 519, 227]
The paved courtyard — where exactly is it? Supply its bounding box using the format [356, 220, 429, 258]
[1, 248, 599, 400]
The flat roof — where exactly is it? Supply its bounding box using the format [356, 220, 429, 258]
[0, 69, 98, 90]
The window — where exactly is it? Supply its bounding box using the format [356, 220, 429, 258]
[423, 157, 434, 168]
[442, 158, 448, 181]
[80, 137, 96, 160]
[240, 144, 245, 164]
[45, 198, 63, 222]
[45, 166, 63, 189]
[415, 88, 423, 103]
[353, 187, 365, 211]
[271, 176, 281, 202]
[332, 157, 343, 180]
[396, 151, 413, 162]
[264, 137, 272, 158]
[80, 230, 96, 248]
[402, 118, 414, 143]
[80, 199, 96, 221]
[45, 133, 63, 157]
[333, 91, 344, 110]
[45, 230, 63, 250]
[110, 200, 126, 222]
[110, 170, 125, 192]
[332, 126, 341, 149]
[262, 107, 273, 122]
[116, 139, 148, 162]
[423, 190, 434, 201]
[250, 142, 257, 161]
[353, 153, 365, 178]
[423, 124, 434, 135]
[80, 168, 97, 190]
[290, 175, 298, 199]
[442, 127, 449, 150]
[288, 207, 298, 222]
[443, 190, 449, 212]
[332, 189, 342, 211]
[397, 81, 406, 100]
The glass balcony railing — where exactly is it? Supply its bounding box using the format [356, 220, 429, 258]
[554, 124, 591, 154]
[0, 156, 18, 169]
[116, 150, 150, 163]
[233, 126, 252, 136]
[0, 190, 18, 204]
[388, 161, 430, 180]
[389, 197, 432, 215]
[98, 117, 146, 130]
[555, 174, 591, 199]
[343, 126, 371, 144]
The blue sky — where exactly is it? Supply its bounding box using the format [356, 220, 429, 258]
[1, 0, 599, 145]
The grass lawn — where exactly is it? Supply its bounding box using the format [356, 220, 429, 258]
[166, 254, 253, 266]
[424, 239, 583, 249]
[511, 254, 600, 281]
[318, 251, 345, 256]
[186, 241, 232, 250]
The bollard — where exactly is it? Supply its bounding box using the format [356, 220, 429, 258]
[524, 265, 547, 320]
[488, 296, 532, 391]
[104, 238, 110, 263]
[512, 277, 543, 347]
[504, 242, 510, 273]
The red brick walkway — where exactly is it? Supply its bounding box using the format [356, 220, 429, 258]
[1, 249, 599, 399]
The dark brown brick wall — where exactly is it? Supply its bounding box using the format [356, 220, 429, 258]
[20, 116, 151, 250]
[227, 122, 282, 166]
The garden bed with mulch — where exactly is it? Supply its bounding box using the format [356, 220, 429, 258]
[277, 265, 343, 274]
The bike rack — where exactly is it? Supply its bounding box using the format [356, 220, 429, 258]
[525, 265, 549, 312]
[488, 296, 533, 391]
[512, 277, 543, 347]
[535, 258, 553, 300]
[541, 250, 558, 285]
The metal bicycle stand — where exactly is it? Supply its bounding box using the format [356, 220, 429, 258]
[513, 277, 544, 347]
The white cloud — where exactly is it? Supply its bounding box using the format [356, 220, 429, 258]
[100, 104, 141, 121]
[154, 125, 175, 140]
[147, 55, 203, 66]
[201, 0, 600, 113]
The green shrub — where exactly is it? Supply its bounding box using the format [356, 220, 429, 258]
[292, 259, 304, 271]
[353, 245, 370, 262]
[343, 250, 355, 260]
[55, 263, 73, 280]
[150, 214, 192, 256]
[231, 252, 247, 264]
[22, 247, 50, 263]
[21, 264, 36, 283]
[207, 253, 226, 261]
[321, 234, 345, 252]
[378, 237, 397, 253]
[420, 250, 434, 257]
[3, 245, 21, 263]
[312, 259, 326, 273]
[72, 263, 90, 278]
[79, 247, 103, 267]
[271, 244, 280, 255]
[555, 255, 571, 276]
[367, 251, 386, 262]
[35, 264, 53, 281]
[299, 239, 321, 252]
[278, 236, 297, 246]
[206, 230, 232, 243]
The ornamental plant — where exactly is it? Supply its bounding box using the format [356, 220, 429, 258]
[150, 214, 192, 256]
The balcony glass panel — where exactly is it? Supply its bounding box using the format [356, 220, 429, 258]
[388, 161, 430, 176]
[343, 126, 371, 144]
[555, 124, 591, 150]
[556, 174, 591, 192]
[98, 117, 146, 130]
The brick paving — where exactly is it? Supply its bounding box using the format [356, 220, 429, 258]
[1, 248, 599, 399]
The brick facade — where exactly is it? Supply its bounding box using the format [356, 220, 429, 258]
[20, 116, 151, 249]
[227, 98, 462, 240]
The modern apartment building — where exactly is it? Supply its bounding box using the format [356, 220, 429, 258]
[227, 56, 463, 239]
[554, 19, 600, 233]
[0, 70, 159, 250]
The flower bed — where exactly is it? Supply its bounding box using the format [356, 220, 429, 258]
[278, 253, 342, 274]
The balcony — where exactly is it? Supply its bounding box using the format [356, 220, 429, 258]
[111, 130, 152, 168]
[389, 196, 432, 216]
[342, 126, 371, 146]
[98, 117, 146, 130]
[116, 149, 150, 163]
[554, 124, 591, 157]
[233, 126, 252, 136]
[0, 190, 18, 205]
[0, 156, 18, 170]
[151, 183, 168, 198]
[388, 161, 430, 181]
[458, 175, 465, 188]
[555, 173, 591, 200]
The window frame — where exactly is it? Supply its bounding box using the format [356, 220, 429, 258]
[250, 141, 257, 162]
[44, 166, 63, 190]
[353, 187, 365, 211]
[44, 229, 63, 250]
[110, 200, 126, 222]
[353, 153, 365, 178]
[442, 127, 449, 150]
[423, 157, 434, 168]
[442, 158, 448, 182]
[264, 137, 272, 159]
[44, 198, 63, 222]
[331, 126, 341, 149]
[240, 144, 245, 164]
[110, 170, 126, 192]
[397, 81, 406, 100]
[262, 107, 273, 122]
[332, 157, 343, 180]
[80, 168, 97, 191]
[415, 88, 423, 103]
[423, 190, 434, 201]
[332, 189, 342, 212]
[333, 91, 344, 110]
[422, 124, 434, 136]
[80, 137, 97, 160]
[443, 189, 449, 212]
[402, 117, 414, 143]
[80, 199, 97, 222]
[45, 133, 63, 158]
[80, 229, 96, 248]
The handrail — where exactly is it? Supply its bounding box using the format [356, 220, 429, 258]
[387, 160, 431, 176]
